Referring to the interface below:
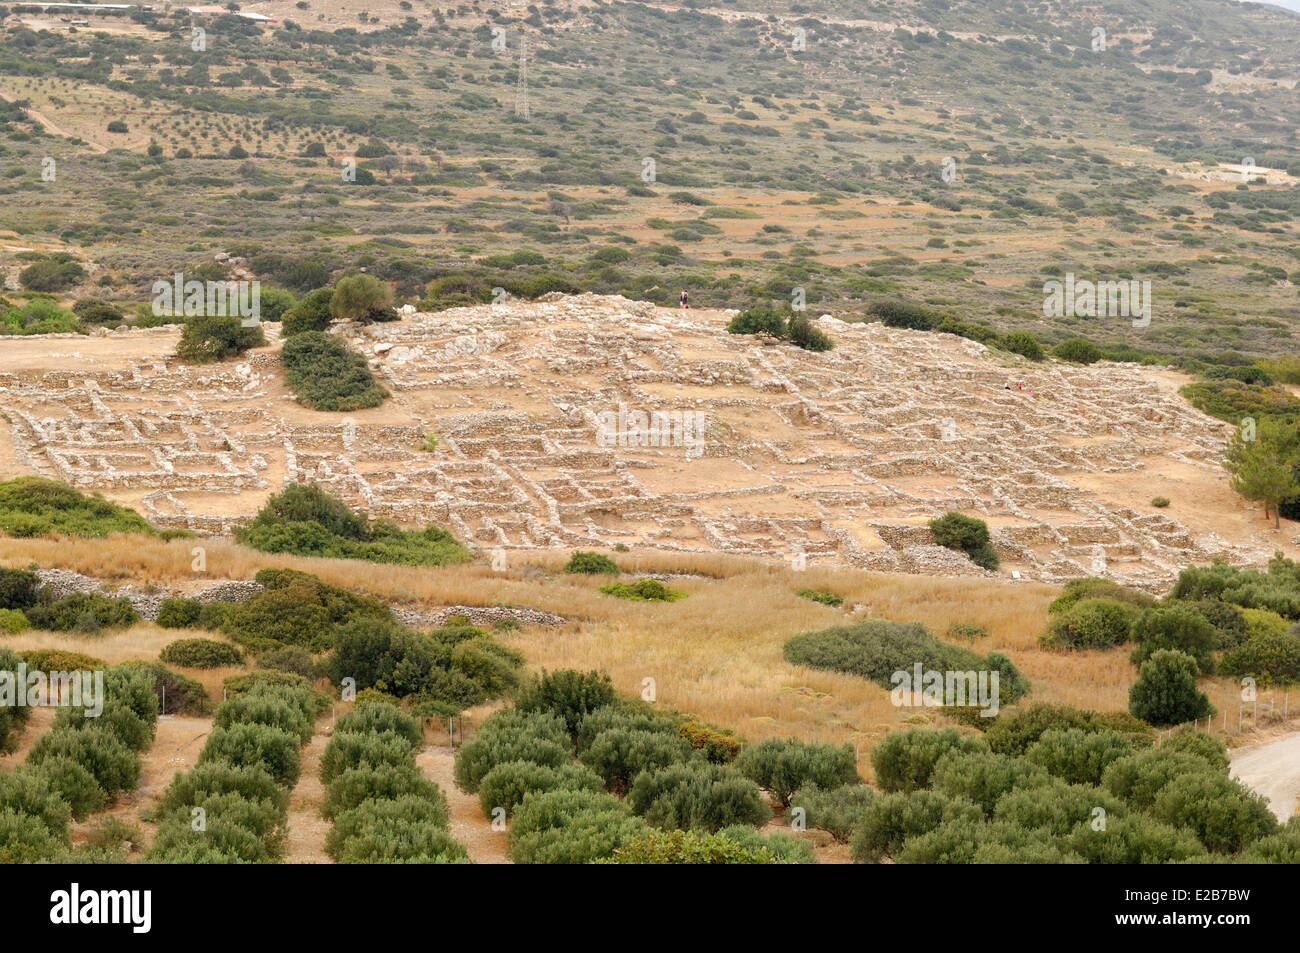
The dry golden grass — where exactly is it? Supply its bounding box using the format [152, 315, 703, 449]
[3, 532, 1291, 781]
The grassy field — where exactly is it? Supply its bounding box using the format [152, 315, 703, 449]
[2, 531, 1289, 782]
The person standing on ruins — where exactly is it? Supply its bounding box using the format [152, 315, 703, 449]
[680, 290, 690, 309]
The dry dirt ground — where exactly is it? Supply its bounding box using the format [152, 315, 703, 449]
[2, 295, 1293, 591]
[1230, 728, 1300, 823]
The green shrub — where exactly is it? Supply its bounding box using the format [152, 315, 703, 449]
[53, 666, 158, 752]
[176, 315, 265, 364]
[320, 730, 417, 784]
[993, 778, 1125, 837]
[257, 645, 319, 679]
[597, 578, 685, 602]
[1065, 812, 1208, 864]
[675, 719, 742, 763]
[29, 725, 139, 796]
[1149, 772, 1276, 853]
[1160, 727, 1230, 771]
[1049, 577, 1156, 615]
[930, 750, 1048, 815]
[929, 511, 999, 570]
[158, 761, 288, 818]
[786, 315, 834, 352]
[235, 485, 469, 568]
[596, 827, 779, 864]
[0, 608, 28, 633]
[1128, 650, 1214, 726]
[895, 817, 1081, 864]
[850, 790, 983, 863]
[789, 783, 875, 842]
[515, 669, 618, 737]
[578, 727, 694, 792]
[870, 728, 988, 793]
[220, 567, 393, 652]
[717, 824, 817, 863]
[736, 737, 858, 807]
[1024, 729, 1135, 786]
[327, 795, 467, 864]
[160, 638, 243, 669]
[25, 757, 106, 819]
[0, 566, 41, 610]
[156, 597, 203, 629]
[323, 764, 442, 819]
[334, 701, 424, 747]
[154, 790, 285, 855]
[452, 710, 572, 793]
[0, 808, 65, 863]
[627, 761, 771, 831]
[199, 722, 302, 787]
[148, 809, 276, 864]
[1219, 629, 1300, 685]
[564, 551, 620, 575]
[783, 618, 1030, 705]
[23, 592, 139, 633]
[508, 787, 646, 864]
[1054, 337, 1102, 364]
[1041, 598, 1140, 650]
[1151, 496, 1171, 507]
[796, 588, 843, 607]
[726, 307, 786, 337]
[1101, 747, 1218, 810]
[1129, 604, 1218, 673]
[0, 767, 72, 837]
[985, 702, 1154, 754]
[1000, 331, 1044, 360]
[118, 660, 212, 715]
[279, 287, 334, 336]
[330, 274, 394, 323]
[869, 299, 940, 331]
[213, 691, 315, 746]
[477, 760, 604, 818]
[281, 331, 388, 411]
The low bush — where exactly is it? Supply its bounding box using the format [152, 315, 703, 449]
[783, 618, 1030, 706]
[1219, 629, 1300, 685]
[326, 796, 467, 864]
[676, 719, 742, 763]
[1129, 650, 1214, 726]
[717, 824, 817, 863]
[334, 701, 424, 747]
[597, 579, 685, 602]
[257, 645, 318, 679]
[1064, 812, 1207, 864]
[515, 669, 618, 737]
[320, 730, 417, 785]
[156, 597, 202, 629]
[578, 726, 693, 792]
[984, 703, 1154, 755]
[627, 761, 771, 831]
[199, 722, 302, 787]
[160, 638, 243, 669]
[1054, 337, 1102, 364]
[0, 478, 153, 538]
[176, 315, 265, 364]
[790, 783, 876, 842]
[1148, 772, 1276, 853]
[1024, 729, 1135, 786]
[1101, 747, 1219, 810]
[870, 728, 988, 793]
[322, 764, 442, 819]
[452, 710, 572, 793]
[213, 690, 315, 746]
[23, 592, 139, 633]
[1049, 577, 1156, 615]
[508, 787, 646, 864]
[850, 789, 983, 863]
[796, 588, 843, 607]
[235, 484, 469, 568]
[564, 551, 620, 575]
[0, 608, 28, 633]
[930, 750, 1048, 815]
[929, 511, 999, 570]
[1160, 727, 1230, 771]
[477, 760, 604, 818]
[29, 725, 139, 797]
[1000, 331, 1044, 360]
[281, 331, 388, 411]
[993, 778, 1126, 837]
[119, 661, 212, 716]
[0, 567, 41, 610]
[1040, 598, 1140, 650]
[735, 737, 858, 807]
[1129, 604, 1218, 673]
[596, 827, 780, 864]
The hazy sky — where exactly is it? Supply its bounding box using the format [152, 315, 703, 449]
[1258, 0, 1300, 13]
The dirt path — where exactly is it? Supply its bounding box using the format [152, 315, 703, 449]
[1230, 730, 1300, 823]
[284, 728, 332, 863]
[0, 89, 109, 154]
[417, 745, 510, 864]
[98, 714, 209, 853]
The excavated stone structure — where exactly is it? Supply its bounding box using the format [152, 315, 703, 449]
[0, 294, 1270, 589]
